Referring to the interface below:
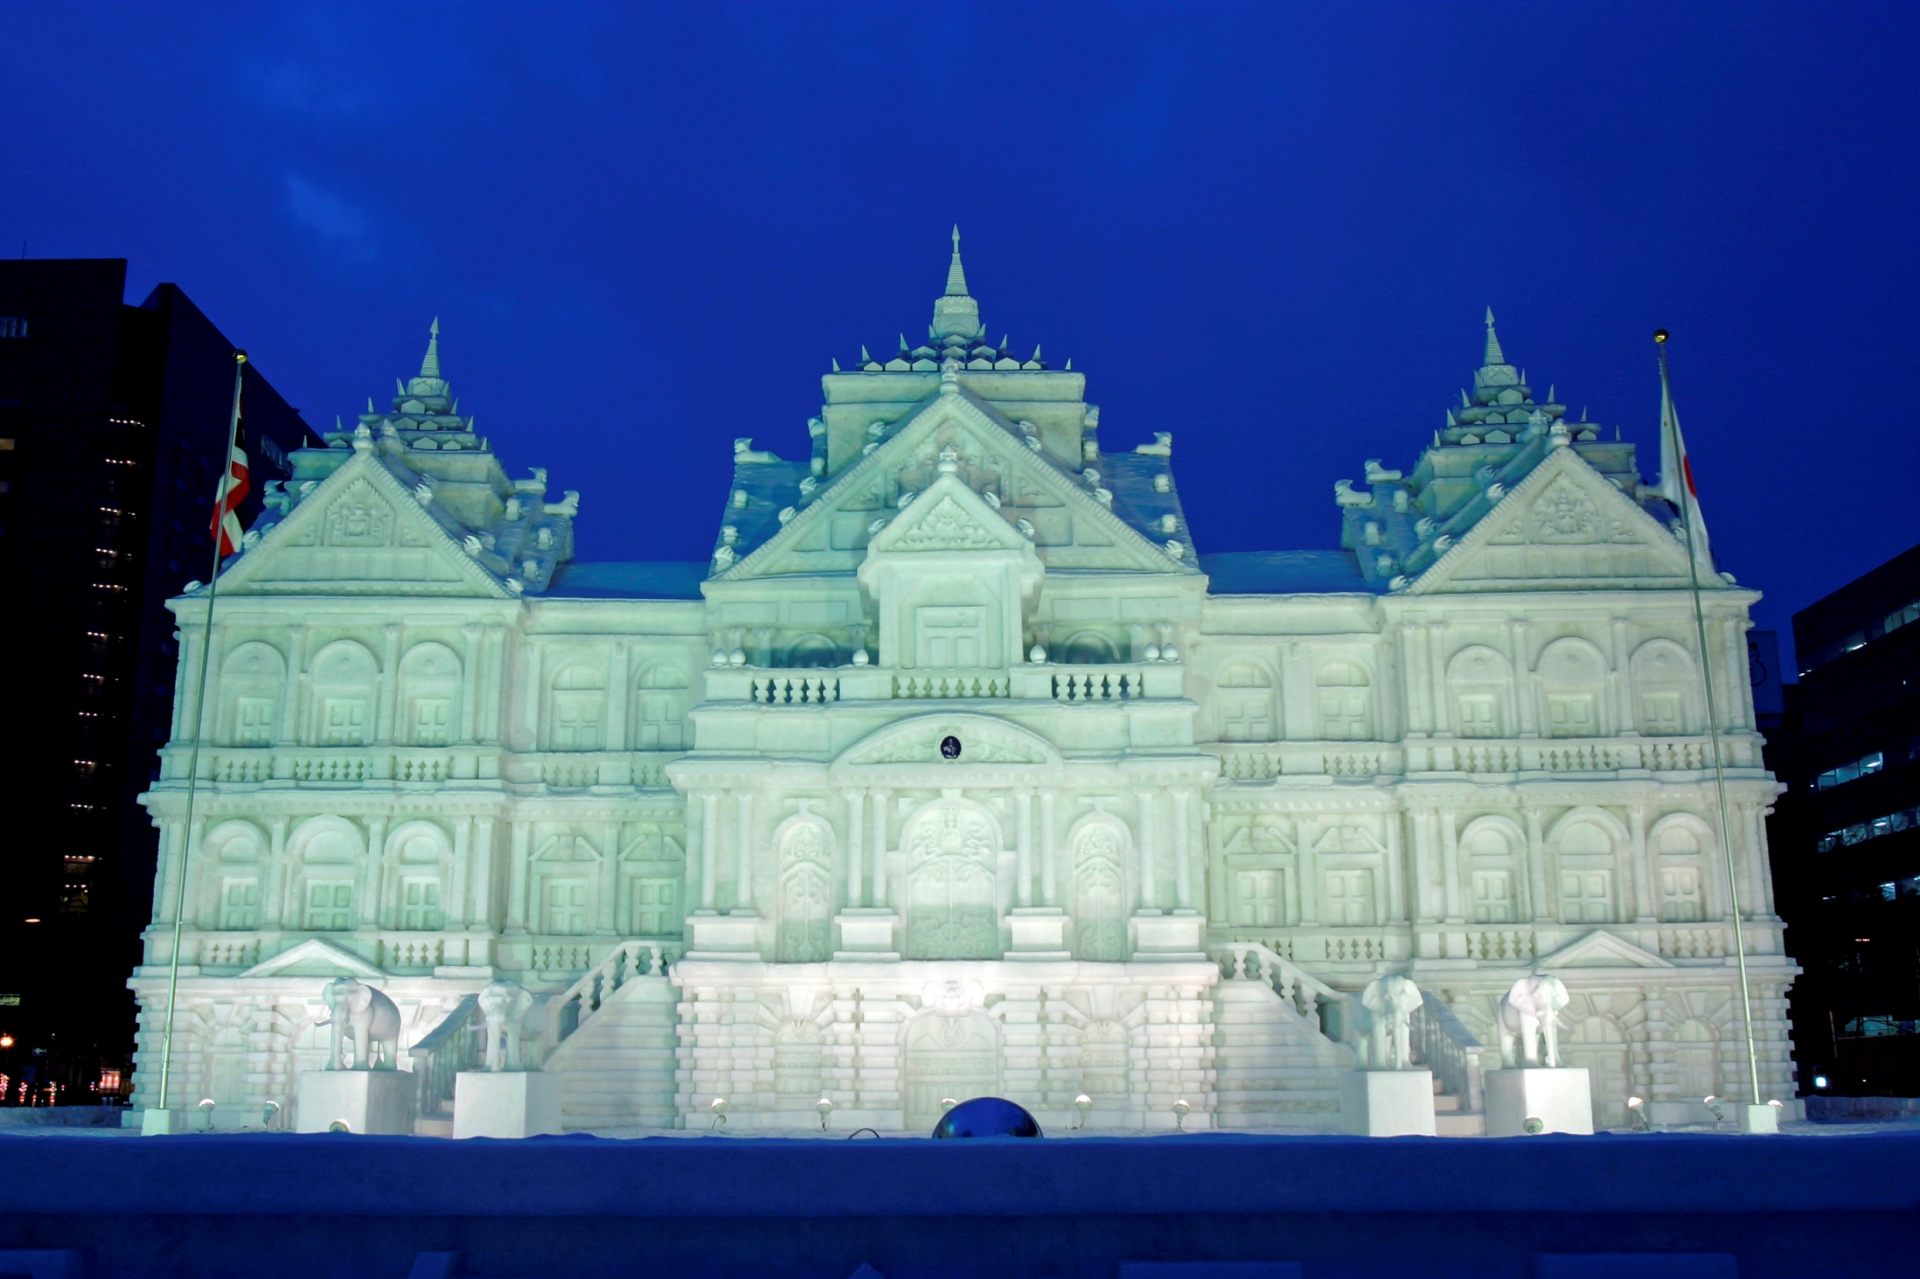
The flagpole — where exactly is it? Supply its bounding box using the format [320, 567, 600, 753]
[1655, 329, 1764, 1106]
[150, 349, 246, 1127]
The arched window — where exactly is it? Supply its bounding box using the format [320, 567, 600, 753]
[1536, 638, 1609, 739]
[287, 817, 363, 931]
[217, 642, 284, 746]
[1651, 817, 1712, 922]
[1551, 814, 1619, 923]
[1460, 818, 1524, 924]
[1446, 645, 1513, 739]
[386, 820, 451, 931]
[1061, 631, 1117, 665]
[1631, 640, 1701, 736]
[775, 817, 834, 962]
[786, 635, 839, 669]
[1216, 662, 1277, 742]
[631, 664, 690, 751]
[397, 642, 461, 746]
[546, 661, 607, 750]
[306, 640, 378, 746]
[1314, 662, 1373, 740]
[204, 820, 266, 930]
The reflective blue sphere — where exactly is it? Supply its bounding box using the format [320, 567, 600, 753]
[930, 1096, 1044, 1139]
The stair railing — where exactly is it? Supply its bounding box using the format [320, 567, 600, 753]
[1218, 940, 1351, 1041]
[1410, 990, 1495, 1113]
[408, 994, 484, 1120]
[545, 939, 674, 1055]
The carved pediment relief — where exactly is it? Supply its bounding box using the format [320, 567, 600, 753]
[1536, 929, 1674, 970]
[1414, 449, 1692, 594]
[240, 937, 384, 980]
[834, 714, 1059, 770]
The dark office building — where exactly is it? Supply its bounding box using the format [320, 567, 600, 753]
[0, 260, 310, 1102]
[1768, 541, 1920, 1096]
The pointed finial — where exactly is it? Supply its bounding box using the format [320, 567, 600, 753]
[860, 344, 872, 363]
[946, 224, 969, 297]
[420, 316, 442, 379]
[831, 357, 841, 372]
[1483, 306, 1506, 366]
[899, 333, 909, 352]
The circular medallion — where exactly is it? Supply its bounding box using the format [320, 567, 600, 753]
[940, 735, 962, 760]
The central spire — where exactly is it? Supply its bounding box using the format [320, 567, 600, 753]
[931, 224, 982, 341]
[945, 224, 970, 297]
[420, 316, 443, 379]
[1483, 306, 1506, 367]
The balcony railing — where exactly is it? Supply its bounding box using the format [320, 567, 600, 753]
[704, 662, 1187, 705]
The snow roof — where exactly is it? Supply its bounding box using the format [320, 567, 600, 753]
[545, 560, 707, 600]
[1200, 550, 1372, 595]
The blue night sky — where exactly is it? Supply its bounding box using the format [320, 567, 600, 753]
[5, 2, 1917, 662]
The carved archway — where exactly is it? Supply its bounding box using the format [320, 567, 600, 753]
[902, 799, 1000, 960]
[1069, 815, 1129, 961]
[903, 1012, 1000, 1131]
[775, 816, 834, 962]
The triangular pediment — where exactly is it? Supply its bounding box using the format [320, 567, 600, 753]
[869, 471, 1031, 555]
[1536, 929, 1674, 970]
[214, 450, 515, 599]
[239, 937, 386, 980]
[717, 390, 1190, 581]
[1411, 447, 1695, 594]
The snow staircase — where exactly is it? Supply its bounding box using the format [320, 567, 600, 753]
[542, 940, 680, 1131]
[1211, 943, 1356, 1130]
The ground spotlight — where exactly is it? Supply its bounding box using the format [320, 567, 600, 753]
[1172, 1098, 1191, 1130]
[1072, 1093, 1092, 1130]
[816, 1096, 834, 1131]
[710, 1097, 729, 1130]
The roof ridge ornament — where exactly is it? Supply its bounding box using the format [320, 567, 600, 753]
[1483, 306, 1506, 367]
[421, 316, 442, 379]
[946, 224, 969, 297]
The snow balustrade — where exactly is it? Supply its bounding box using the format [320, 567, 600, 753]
[405, 938, 678, 1128]
[709, 662, 1186, 707]
[1216, 940, 1492, 1112]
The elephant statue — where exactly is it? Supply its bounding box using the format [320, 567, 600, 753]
[1496, 973, 1572, 1068]
[318, 978, 402, 1071]
[475, 979, 537, 1072]
[1354, 974, 1424, 1070]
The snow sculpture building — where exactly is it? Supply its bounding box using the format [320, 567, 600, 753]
[129, 234, 1796, 1132]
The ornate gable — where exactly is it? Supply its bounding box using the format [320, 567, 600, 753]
[716, 388, 1189, 581]
[1410, 446, 1693, 594]
[870, 466, 1031, 556]
[214, 448, 516, 599]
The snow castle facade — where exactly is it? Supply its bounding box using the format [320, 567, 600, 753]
[130, 237, 1797, 1133]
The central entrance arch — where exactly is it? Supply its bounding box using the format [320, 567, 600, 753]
[903, 1012, 1000, 1131]
[903, 799, 1001, 960]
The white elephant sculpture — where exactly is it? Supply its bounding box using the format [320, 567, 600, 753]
[476, 979, 537, 1072]
[1496, 973, 1571, 1068]
[1354, 974, 1423, 1070]
[318, 978, 402, 1071]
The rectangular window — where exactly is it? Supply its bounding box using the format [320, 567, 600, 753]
[1813, 751, 1884, 791]
[321, 698, 368, 745]
[410, 698, 452, 746]
[1559, 870, 1613, 923]
[219, 879, 260, 930]
[1316, 691, 1370, 741]
[1658, 866, 1704, 923]
[1234, 869, 1285, 927]
[550, 694, 604, 750]
[1471, 869, 1515, 923]
[0, 317, 26, 339]
[1545, 693, 1598, 737]
[303, 880, 353, 930]
[235, 697, 275, 745]
[1640, 692, 1683, 735]
[626, 877, 680, 935]
[1322, 868, 1374, 926]
[399, 878, 443, 930]
[542, 878, 592, 935]
[1457, 694, 1499, 738]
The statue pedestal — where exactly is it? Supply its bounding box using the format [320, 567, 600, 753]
[685, 911, 760, 957]
[1130, 911, 1206, 959]
[1006, 907, 1069, 959]
[295, 1069, 416, 1135]
[833, 908, 900, 960]
[1340, 1069, 1436, 1137]
[1484, 1067, 1593, 1136]
[453, 1071, 563, 1139]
